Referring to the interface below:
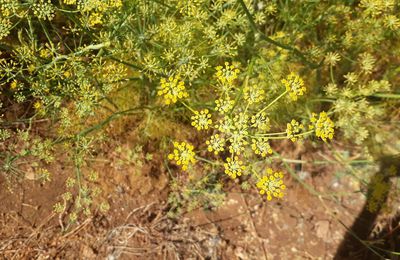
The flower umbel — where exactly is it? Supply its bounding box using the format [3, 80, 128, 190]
[206, 134, 225, 155]
[281, 72, 306, 101]
[251, 137, 273, 157]
[243, 85, 265, 104]
[191, 109, 212, 130]
[251, 112, 270, 131]
[232, 112, 249, 131]
[228, 132, 248, 155]
[256, 168, 286, 201]
[215, 62, 240, 86]
[324, 52, 341, 67]
[216, 116, 234, 133]
[157, 75, 189, 105]
[309, 112, 334, 142]
[286, 119, 304, 142]
[215, 97, 234, 114]
[224, 156, 245, 179]
[168, 141, 196, 170]
[33, 0, 56, 21]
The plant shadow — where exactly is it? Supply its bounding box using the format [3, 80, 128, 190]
[334, 154, 400, 259]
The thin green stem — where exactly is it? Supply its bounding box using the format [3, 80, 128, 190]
[180, 101, 197, 114]
[310, 98, 335, 103]
[260, 131, 287, 136]
[244, 101, 250, 114]
[255, 129, 314, 139]
[195, 156, 221, 166]
[251, 169, 261, 179]
[257, 90, 288, 115]
[371, 93, 400, 99]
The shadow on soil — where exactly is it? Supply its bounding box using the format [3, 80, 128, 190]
[334, 154, 400, 260]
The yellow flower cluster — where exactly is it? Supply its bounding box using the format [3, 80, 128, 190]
[344, 72, 358, 85]
[10, 80, 18, 90]
[34, 101, 42, 110]
[75, 0, 123, 26]
[251, 112, 270, 131]
[281, 72, 306, 101]
[251, 137, 272, 157]
[88, 12, 102, 26]
[243, 85, 265, 104]
[324, 52, 341, 66]
[215, 97, 234, 114]
[206, 134, 225, 155]
[224, 156, 245, 179]
[228, 131, 248, 154]
[286, 119, 304, 142]
[384, 15, 400, 31]
[177, 0, 201, 16]
[33, 0, 55, 21]
[256, 168, 286, 201]
[360, 0, 395, 17]
[0, 17, 11, 40]
[309, 112, 334, 142]
[157, 75, 189, 105]
[168, 141, 196, 171]
[191, 109, 212, 130]
[63, 0, 77, 4]
[215, 62, 240, 86]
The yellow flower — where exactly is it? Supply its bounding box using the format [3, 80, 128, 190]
[256, 168, 286, 201]
[265, 3, 277, 16]
[344, 72, 358, 85]
[33, 0, 55, 21]
[228, 131, 248, 155]
[88, 12, 103, 27]
[157, 75, 189, 105]
[28, 64, 36, 74]
[232, 112, 249, 131]
[251, 112, 270, 131]
[39, 48, 51, 58]
[177, 0, 201, 16]
[224, 156, 245, 179]
[309, 112, 334, 142]
[215, 62, 240, 86]
[0, 18, 12, 40]
[191, 109, 212, 130]
[243, 85, 265, 104]
[251, 137, 272, 157]
[358, 53, 376, 75]
[216, 116, 234, 133]
[108, 0, 123, 8]
[206, 134, 225, 155]
[286, 119, 304, 142]
[168, 141, 196, 171]
[324, 52, 341, 67]
[215, 97, 234, 114]
[10, 80, 17, 90]
[34, 101, 42, 110]
[384, 15, 400, 31]
[63, 0, 76, 5]
[281, 72, 306, 101]
[360, 0, 395, 17]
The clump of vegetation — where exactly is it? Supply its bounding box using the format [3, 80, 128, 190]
[0, 0, 399, 234]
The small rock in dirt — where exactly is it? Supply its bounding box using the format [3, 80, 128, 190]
[81, 245, 96, 258]
[298, 171, 310, 180]
[315, 220, 330, 240]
